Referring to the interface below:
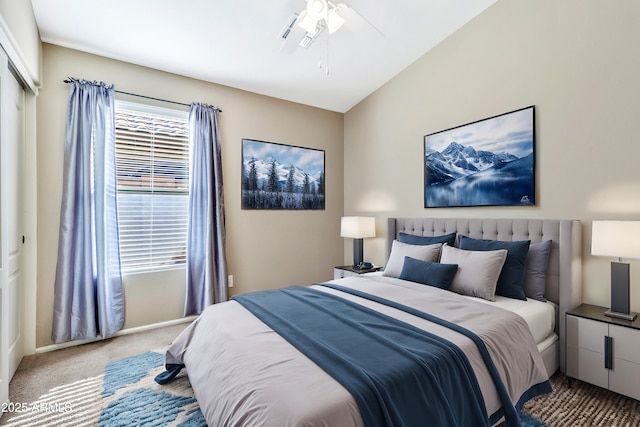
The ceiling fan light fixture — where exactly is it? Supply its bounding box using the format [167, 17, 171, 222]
[307, 0, 328, 21]
[297, 10, 319, 34]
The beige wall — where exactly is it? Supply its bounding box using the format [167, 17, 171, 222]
[344, 1, 640, 312]
[36, 44, 344, 348]
[29, 0, 640, 347]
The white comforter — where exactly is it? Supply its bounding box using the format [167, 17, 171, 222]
[164, 275, 550, 426]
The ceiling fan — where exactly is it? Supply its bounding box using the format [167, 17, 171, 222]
[280, 0, 381, 53]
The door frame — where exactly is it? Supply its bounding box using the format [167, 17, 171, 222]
[0, 44, 38, 409]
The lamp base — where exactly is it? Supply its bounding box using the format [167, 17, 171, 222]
[352, 238, 364, 267]
[605, 309, 638, 321]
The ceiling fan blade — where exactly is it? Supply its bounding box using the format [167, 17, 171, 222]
[335, 2, 384, 37]
[279, 13, 307, 53]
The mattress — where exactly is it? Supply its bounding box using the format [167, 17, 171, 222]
[463, 294, 556, 345]
[363, 271, 557, 348]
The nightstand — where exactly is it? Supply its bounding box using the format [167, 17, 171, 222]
[566, 303, 640, 400]
[334, 265, 382, 279]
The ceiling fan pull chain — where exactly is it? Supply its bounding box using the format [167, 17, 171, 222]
[325, 17, 330, 75]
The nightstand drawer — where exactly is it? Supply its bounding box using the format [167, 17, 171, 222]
[567, 316, 608, 353]
[577, 348, 608, 388]
[578, 318, 608, 353]
[334, 266, 381, 280]
[334, 268, 352, 279]
[610, 358, 640, 400]
[610, 325, 640, 364]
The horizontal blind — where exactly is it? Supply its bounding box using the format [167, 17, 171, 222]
[115, 104, 190, 273]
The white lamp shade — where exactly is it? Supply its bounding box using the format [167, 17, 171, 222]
[341, 217, 375, 239]
[591, 220, 640, 259]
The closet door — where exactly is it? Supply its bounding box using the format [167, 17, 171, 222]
[0, 49, 25, 407]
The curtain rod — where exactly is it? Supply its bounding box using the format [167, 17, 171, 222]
[62, 79, 222, 112]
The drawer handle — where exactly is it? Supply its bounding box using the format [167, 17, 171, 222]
[604, 336, 613, 370]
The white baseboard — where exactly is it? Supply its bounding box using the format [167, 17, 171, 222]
[35, 316, 197, 354]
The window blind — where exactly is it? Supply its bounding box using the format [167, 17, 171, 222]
[114, 102, 190, 273]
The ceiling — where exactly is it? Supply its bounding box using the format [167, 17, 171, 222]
[30, 0, 496, 113]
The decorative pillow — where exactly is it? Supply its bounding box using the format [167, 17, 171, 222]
[458, 236, 530, 301]
[398, 232, 456, 247]
[440, 244, 508, 301]
[398, 256, 458, 289]
[522, 240, 553, 302]
[383, 240, 442, 278]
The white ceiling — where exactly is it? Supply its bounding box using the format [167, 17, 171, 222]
[30, 0, 495, 113]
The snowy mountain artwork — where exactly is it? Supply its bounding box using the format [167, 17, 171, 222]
[242, 139, 325, 210]
[424, 106, 535, 207]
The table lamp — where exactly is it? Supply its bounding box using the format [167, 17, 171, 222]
[340, 216, 375, 268]
[591, 220, 640, 321]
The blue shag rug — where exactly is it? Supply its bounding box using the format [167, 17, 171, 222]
[520, 411, 546, 427]
[2, 351, 206, 427]
[98, 352, 205, 426]
[2, 350, 545, 426]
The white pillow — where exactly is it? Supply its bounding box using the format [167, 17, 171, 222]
[383, 241, 442, 278]
[439, 244, 508, 301]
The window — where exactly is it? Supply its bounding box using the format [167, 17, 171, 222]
[114, 101, 190, 273]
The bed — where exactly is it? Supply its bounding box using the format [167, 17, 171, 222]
[159, 217, 582, 427]
[386, 218, 582, 377]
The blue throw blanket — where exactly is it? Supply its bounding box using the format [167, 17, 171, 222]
[233, 285, 497, 427]
[319, 283, 533, 426]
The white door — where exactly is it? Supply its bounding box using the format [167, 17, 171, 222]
[0, 49, 25, 408]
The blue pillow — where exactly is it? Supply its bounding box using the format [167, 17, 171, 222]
[458, 236, 530, 300]
[522, 240, 553, 302]
[398, 232, 456, 247]
[398, 256, 458, 289]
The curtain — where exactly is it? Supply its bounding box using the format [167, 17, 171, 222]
[185, 103, 227, 315]
[52, 78, 124, 343]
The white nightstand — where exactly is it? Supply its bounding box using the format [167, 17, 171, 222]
[566, 303, 640, 401]
[334, 265, 382, 279]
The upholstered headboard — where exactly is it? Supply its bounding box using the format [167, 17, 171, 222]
[386, 218, 582, 373]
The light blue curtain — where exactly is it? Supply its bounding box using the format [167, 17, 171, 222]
[52, 78, 124, 343]
[185, 102, 227, 315]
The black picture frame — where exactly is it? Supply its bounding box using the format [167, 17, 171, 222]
[424, 106, 535, 208]
[241, 138, 325, 210]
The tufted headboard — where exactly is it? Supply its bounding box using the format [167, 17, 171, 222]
[386, 218, 582, 373]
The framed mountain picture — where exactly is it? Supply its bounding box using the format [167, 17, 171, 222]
[241, 138, 325, 210]
[424, 106, 535, 208]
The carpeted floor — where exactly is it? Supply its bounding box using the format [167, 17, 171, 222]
[1, 350, 203, 426]
[520, 372, 640, 426]
[1, 323, 189, 426]
[2, 324, 639, 426]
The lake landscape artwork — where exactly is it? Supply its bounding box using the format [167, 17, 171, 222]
[242, 138, 325, 210]
[424, 106, 535, 208]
